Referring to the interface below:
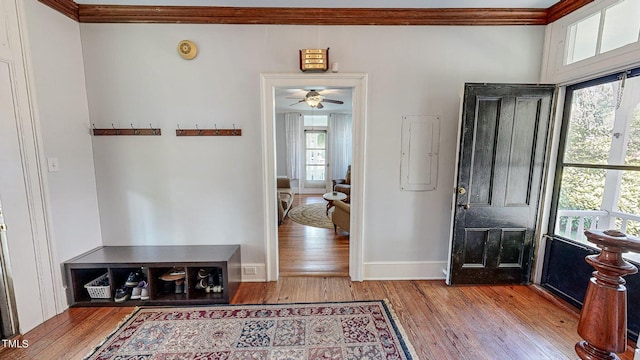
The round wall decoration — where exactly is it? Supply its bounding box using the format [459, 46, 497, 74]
[177, 40, 197, 60]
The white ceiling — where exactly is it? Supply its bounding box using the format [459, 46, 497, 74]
[74, 0, 561, 8]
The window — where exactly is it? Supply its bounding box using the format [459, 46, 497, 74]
[551, 67, 640, 247]
[304, 130, 326, 182]
[302, 115, 328, 186]
[304, 114, 328, 127]
[566, 0, 640, 65]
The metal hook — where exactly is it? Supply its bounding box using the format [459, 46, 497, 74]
[131, 123, 139, 135]
[215, 124, 220, 135]
[112, 123, 119, 135]
[232, 124, 237, 136]
[150, 123, 156, 135]
[177, 124, 182, 135]
[92, 124, 97, 130]
[196, 124, 202, 136]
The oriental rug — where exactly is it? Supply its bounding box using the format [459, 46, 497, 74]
[287, 203, 334, 229]
[85, 300, 417, 360]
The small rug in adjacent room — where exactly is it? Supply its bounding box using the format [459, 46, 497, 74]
[85, 300, 417, 360]
[287, 203, 334, 229]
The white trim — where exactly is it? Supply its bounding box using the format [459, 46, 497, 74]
[15, 0, 66, 317]
[363, 261, 447, 280]
[261, 73, 367, 282]
[533, 87, 566, 284]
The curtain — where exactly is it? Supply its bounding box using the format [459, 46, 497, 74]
[284, 113, 302, 180]
[329, 113, 352, 181]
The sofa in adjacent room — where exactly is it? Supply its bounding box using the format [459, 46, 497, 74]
[277, 176, 295, 225]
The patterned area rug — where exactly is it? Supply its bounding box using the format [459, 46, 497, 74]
[287, 203, 334, 229]
[85, 300, 416, 359]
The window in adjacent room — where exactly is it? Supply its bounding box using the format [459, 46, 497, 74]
[303, 115, 328, 188]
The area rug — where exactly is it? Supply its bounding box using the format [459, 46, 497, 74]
[287, 203, 334, 229]
[85, 300, 416, 359]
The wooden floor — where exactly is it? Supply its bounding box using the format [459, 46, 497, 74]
[2, 199, 636, 359]
[1, 278, 636, 359]
[278, 194, 350, 277]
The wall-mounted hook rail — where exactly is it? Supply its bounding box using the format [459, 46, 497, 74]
[174, 126, 242, 136]
[92, 124, 162, 136]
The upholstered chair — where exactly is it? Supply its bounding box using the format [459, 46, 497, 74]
[277, 177, 295, 225]
[332, 165, 351, 202]
[331, 200, 350, 233]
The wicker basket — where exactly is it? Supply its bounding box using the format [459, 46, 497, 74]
[84, 273, 110, 299]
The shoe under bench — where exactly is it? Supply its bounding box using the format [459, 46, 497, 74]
[63, 245, 241, 307]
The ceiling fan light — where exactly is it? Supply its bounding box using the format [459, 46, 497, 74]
[305, 95, 322, 107]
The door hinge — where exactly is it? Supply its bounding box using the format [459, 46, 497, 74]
[0, 224, 6, 232]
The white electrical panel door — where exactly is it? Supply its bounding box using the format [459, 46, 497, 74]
[401, 115, 440, 191]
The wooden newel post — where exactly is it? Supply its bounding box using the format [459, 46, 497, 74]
[576, 229, 640, 360]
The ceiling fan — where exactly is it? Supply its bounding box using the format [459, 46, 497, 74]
[288, 90, 344, 109]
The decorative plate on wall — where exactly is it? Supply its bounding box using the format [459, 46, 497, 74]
[177, 40, 197, 60]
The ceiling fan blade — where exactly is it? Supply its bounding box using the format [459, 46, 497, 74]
[321, 98, 344, 104]
[289, 99, 305, 106]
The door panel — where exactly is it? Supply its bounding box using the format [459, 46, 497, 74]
[449, 83, 555, 285]
[469, 98, 500, 206]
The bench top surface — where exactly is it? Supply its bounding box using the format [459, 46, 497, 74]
[65, 245, 240, 265]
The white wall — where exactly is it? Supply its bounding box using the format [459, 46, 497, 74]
[23, 1, 102, 265]
[80, 24, 545, 276]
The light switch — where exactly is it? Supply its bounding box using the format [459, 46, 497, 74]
[47, 157, 60, 172]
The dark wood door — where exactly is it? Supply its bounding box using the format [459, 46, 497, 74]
[448, 83, 555, 285]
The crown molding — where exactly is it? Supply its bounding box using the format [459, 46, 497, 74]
[546, 0, 593, 23]
[77, 6, 549, 25]
[38, 0, 79, 21]
[38, 0, 592, 25]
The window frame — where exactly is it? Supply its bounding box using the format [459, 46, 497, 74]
[549, 66, 640, 243]
[541, 0, 640, 85]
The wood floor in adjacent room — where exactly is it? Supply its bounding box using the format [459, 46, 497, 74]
[278, 194, 349, 277]
[1, 278, 636, 359]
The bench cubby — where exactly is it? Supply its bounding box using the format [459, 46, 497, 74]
[63, 245, 241, 307]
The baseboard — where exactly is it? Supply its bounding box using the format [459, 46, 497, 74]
[241, 263, 267, 282]
[245, 261, 448, 282]
[363, 261, 448, 280]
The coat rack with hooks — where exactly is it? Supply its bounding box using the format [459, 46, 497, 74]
[175, 124, 242, 136]
[92, 124, 161, 136]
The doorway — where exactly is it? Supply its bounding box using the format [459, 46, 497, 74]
[261, 73, 367, 281]
[274, 91, 353, 276]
